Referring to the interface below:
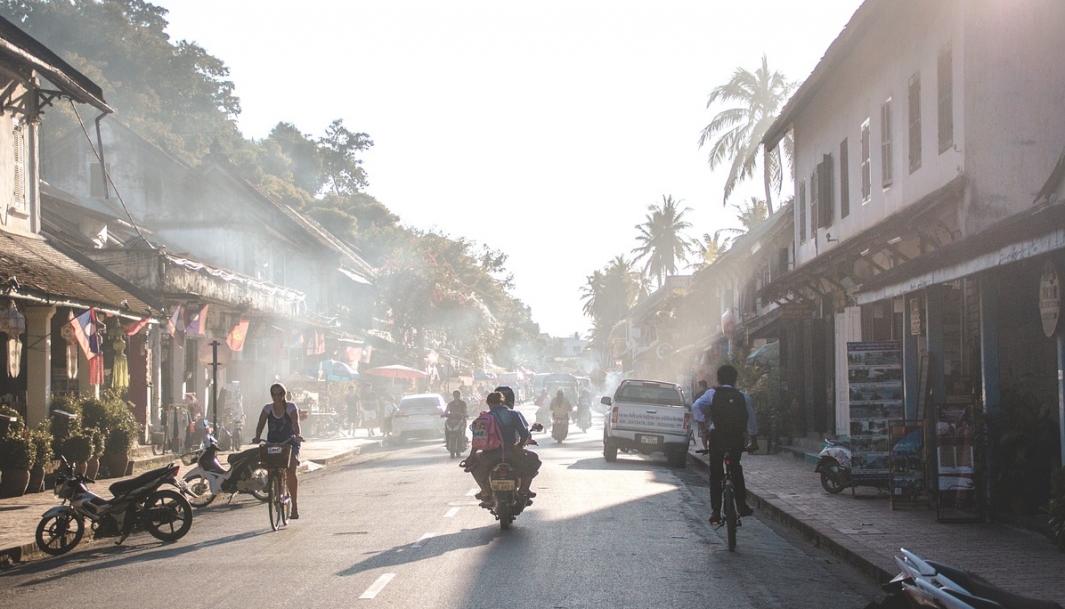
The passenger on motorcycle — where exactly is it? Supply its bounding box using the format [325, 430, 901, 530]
[466, 391, 541, 505]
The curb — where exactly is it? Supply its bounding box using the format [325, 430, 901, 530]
[687, 450, 894, 584]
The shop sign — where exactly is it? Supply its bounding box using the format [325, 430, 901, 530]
[1040, 260, 1060, 338]
[909, 298, 922, 336]
[780, 302, 815, 320]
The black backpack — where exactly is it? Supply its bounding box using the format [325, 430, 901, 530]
[705, 386, 748, 448]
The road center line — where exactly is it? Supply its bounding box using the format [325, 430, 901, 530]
[444, 507, 460, 518]
[466, 488, 479, 496]
[359, 573, 396, 599]
[412, 532, 436, 547]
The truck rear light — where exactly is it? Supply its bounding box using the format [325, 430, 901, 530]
[683, 411, 691, 431]
[610, 406, 619, 426]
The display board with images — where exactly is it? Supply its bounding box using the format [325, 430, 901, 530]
[847, 341, 904, 490]
[888, 420, 927, 509]
[935, 402, 980, 522]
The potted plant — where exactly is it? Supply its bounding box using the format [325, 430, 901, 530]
[0, 433, 34, 497]
[85, 430, 105, 480]
[27, 423, 54, 493]
[60, 432, 93, 475]
[101, 425, 136, 478]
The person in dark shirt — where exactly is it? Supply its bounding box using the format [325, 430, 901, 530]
[467, 392, 539, 504]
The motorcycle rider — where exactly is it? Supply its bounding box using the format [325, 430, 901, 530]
[442, 390, 468, 446]
[576, 389, 592, 429]
[533, 389, 550, 431]
[467, 390, 541, 504]
[550, 389, 573, 423]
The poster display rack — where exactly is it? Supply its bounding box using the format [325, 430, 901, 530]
[888, 420, 927, 509]
[935, 401, 981, 522]
[846, 341, 904, 496]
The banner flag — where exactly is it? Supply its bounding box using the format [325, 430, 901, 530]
[227, 319, 250, 352]
[124, 317, 150, 336]
[186, 304, 209, 335]
[68, 308, 99, 360]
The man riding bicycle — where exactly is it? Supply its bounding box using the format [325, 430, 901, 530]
[692, 365, 759, 526]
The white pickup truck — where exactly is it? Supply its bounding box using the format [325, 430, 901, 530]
[601, 379, 692, 467]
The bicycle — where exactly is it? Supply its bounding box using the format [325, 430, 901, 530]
[699, 445, 751, 551]
[258, 441, 293, 531]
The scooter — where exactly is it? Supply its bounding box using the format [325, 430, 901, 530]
[815, 438, 853, 494]
[444, 416, 468, 458]
[576, 407, 592, 432]
[35, 456, 193, 556]
[182, 433, 269, 508]
[535, 405, 551, 432]
[867, 548, 1064, 609]
[551, 413, 569, 443]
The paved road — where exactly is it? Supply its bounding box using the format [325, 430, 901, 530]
[0, 409, 882, 608]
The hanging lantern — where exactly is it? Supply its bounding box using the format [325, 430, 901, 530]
[1, 302, 25, 378]
[61, 311, 78, 379]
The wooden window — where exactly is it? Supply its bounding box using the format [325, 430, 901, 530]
[810, 168, 818, 239]
[798, 180, 807, 243]
[881, 98, 893, 187]
[908, 73, 922, 172]
[938, 43, 953, 153]
[840, 138, 850, 218]
[818, 153, 834, 228]
[12, 123, 25, 212]
[861, 119, 871, 202]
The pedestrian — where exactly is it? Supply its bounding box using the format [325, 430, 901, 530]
[379, 394, 395, 437]
[346, 385, 361, 434]
[692, 365, 759, 525]
[252, 382, 304, 519]
[692, 380, 710, 451]
[364, 392, 379, 436]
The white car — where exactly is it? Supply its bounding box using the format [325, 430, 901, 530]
[392, 393, 446, 441]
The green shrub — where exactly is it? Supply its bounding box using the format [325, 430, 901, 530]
[30, 423, 53, 469]
[48, 394, 82, 450]
[0, 404, 25, 437]
[89, 429, 106, 459]
[0, 434, 34, 469]
[60, 433, 93, 462]
[1045, 467, 1065, 552]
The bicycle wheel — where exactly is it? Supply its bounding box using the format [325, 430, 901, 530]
[278, 471, 290, 526]
[723, 482, 737, 551]
[268, 471, 284, 531]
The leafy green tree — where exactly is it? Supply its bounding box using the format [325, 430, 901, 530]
[631, 195, 696, 289]
[699, 55, 795, 214]
[581, 255, 643, 356]
[319, 119, 373, 196]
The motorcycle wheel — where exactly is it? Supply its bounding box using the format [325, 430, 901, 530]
[143, 488, 194, 542]
[35, 512, 84, 556]
[249, 467, 270, 502]
[184, 474, 216, 508]
[820, 464, 846, 494]
[497, 502, 513, 530]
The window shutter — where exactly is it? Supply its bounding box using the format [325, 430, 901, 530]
[881, 99, 893, 187]
[798, 180, 807, 243]
[938, 44, 953, 153]
[861, 120, 871, 201]
[908, 73, 922, 173]
[818, 153, 834, 228]
[840, 138, 850, 218]
[810, 168, 818, 239]
[12, 123, 25, 211]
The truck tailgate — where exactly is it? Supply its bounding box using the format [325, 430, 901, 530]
[615, 405, 688, 434]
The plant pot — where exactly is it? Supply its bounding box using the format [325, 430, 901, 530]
[84, 457, 100, 481]
[99, 454, 130, 479]
[27, 464, 45, 493]
[0, 468, 30, 498]
[74, 460, 88, 476]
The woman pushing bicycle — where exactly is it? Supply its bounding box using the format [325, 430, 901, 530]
[252, 382, 304, 519]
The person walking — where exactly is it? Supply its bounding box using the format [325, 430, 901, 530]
[692, 365, 759, 525]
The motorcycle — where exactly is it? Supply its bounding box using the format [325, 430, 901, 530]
[35, 456, 193, 556]
[815, 438, 853, 494]
[867, 548, 1064, 609]
[576, 407, 592, 432]
[217, 414, 244, 451]
[486, 460, 528, 530]
[551, 413, 569, 443]
[535, 404, 551, 431]
[182, 433, 269, 507]
[444, 416, 468, 458]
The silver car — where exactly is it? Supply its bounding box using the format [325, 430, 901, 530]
[392, 393, 446, 441]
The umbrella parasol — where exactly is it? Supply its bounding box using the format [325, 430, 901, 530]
[306, 359, 360, 381]
[364, 364, 427, 379]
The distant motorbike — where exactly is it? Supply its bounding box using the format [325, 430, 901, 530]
[552, 413, 569, 443]
[535, 405, 551, 431]
[576, 408, 591, 432]
[182, 433, 269, 507]
[444, 416, 468, 458]
[815, 438, 853, 494]
[36, 456, 193, 556]
[867, 548, 1064, 609]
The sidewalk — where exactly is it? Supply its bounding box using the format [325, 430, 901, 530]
[0, 435, 382, 569]
[688, 445, 1065, 605]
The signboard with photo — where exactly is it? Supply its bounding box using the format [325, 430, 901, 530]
[935, 402, 981, 522]
[847, 341, 904, 490]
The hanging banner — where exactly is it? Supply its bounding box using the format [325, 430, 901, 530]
[846, 341, 904, 486]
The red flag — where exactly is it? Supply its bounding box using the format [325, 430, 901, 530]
[89, 354, 105, 386]
[227, 319, 250, 352]
[314, 329, 325, 355]
[124, 317, 150, 336]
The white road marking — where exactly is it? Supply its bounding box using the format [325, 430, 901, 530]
[444, 507, 460, 518]
[412, 532, 436, 547]
[466, 488, 479, 496]
[359, 573, 396, 599]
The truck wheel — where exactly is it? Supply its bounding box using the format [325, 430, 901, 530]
[604, 440, 618, 462]
[666, 447, 687, 468]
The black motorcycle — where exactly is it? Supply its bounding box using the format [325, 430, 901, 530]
[551, 413, 569, 443]
[36, 456, 193, 556]
[486, 460, 529, 530]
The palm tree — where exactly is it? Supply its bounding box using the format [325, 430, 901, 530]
[581, 256, 644, 354]
[696, 231, 730, 268]
[699, 55, 795, 214]
[631, 195, 697, 289]
[733, 196, 768, 231]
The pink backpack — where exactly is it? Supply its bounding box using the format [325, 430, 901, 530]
[470, 410, 503, 451]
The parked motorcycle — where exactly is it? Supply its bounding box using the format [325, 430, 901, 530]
[217, 415, 244, 451]
[815, 438, 853, 494]
[444, 416, 468, 458]
[35, 456, 193, 556]
[182, 433, 269, 507]
[551, 413, 569, 443]
[866, 548, 1064, 609]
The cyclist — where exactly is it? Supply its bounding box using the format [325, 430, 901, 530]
[252, 382, 305, 519]
[692, 365, 759, 525]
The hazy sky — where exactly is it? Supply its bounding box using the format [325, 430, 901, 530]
[160, 0, 863, 337]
